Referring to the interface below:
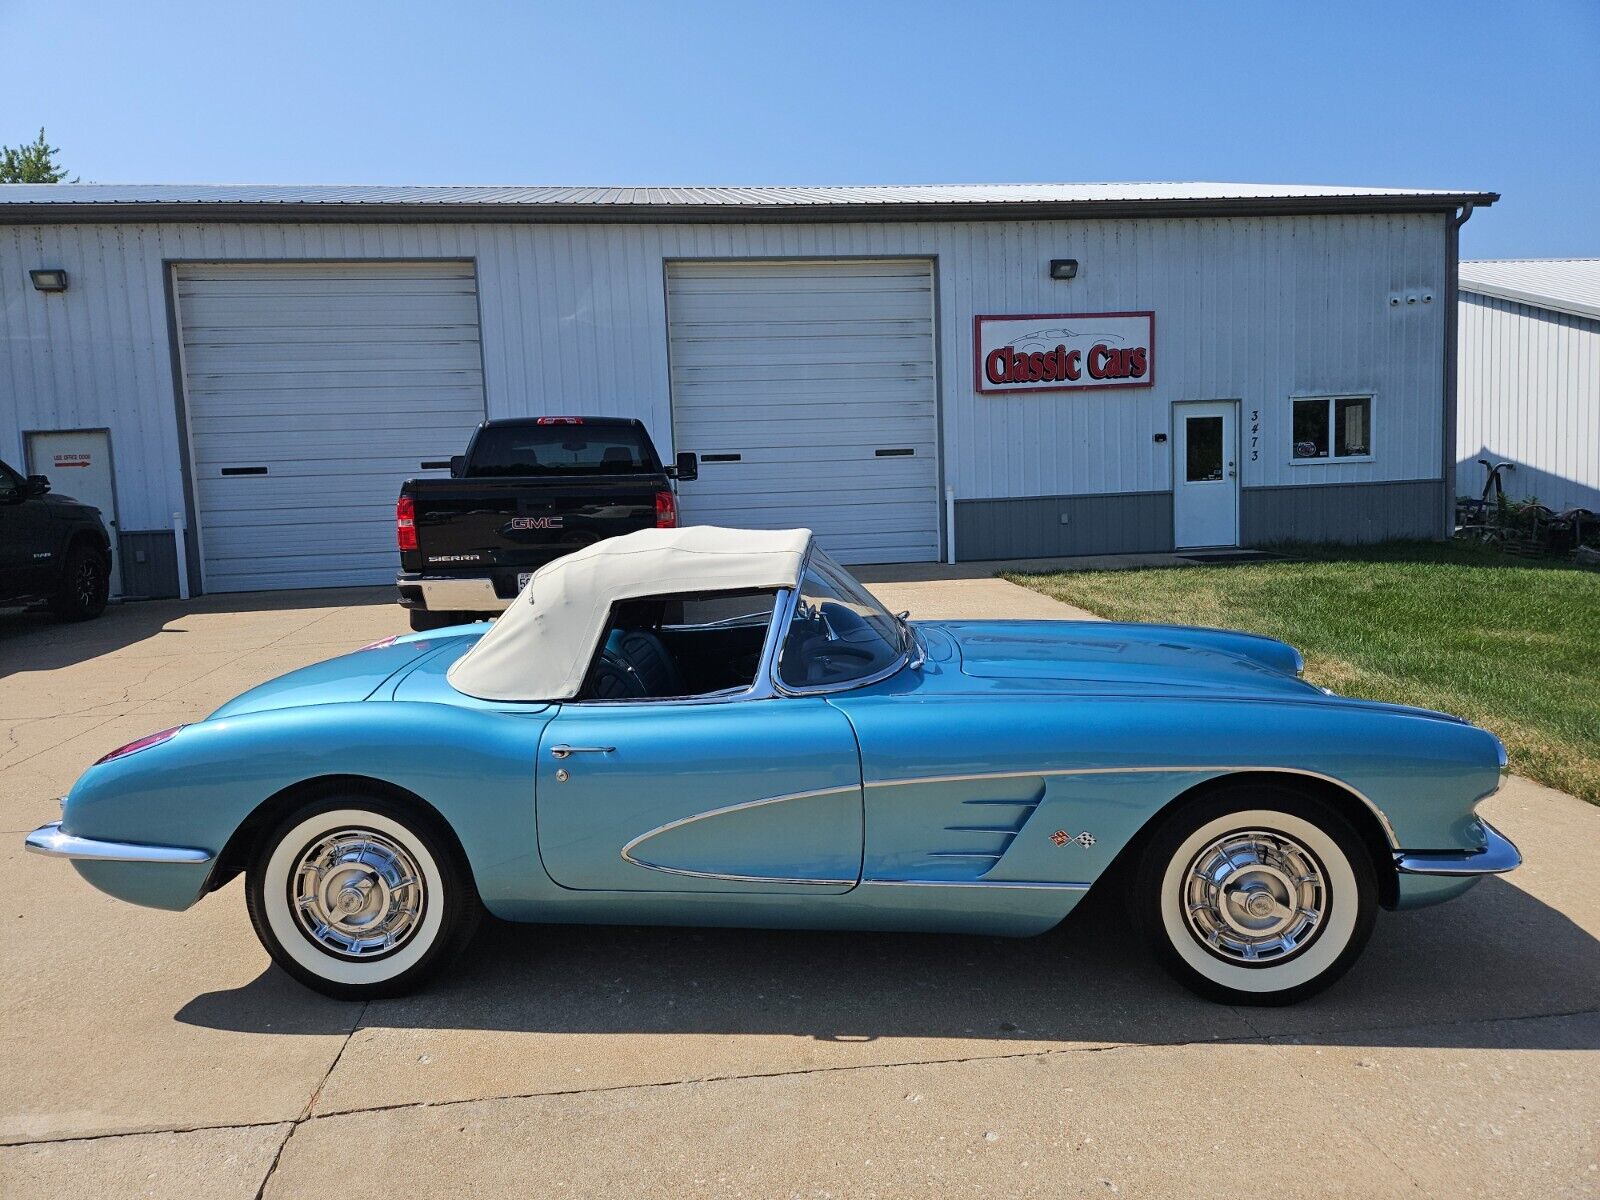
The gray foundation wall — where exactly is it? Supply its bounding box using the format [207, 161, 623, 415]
[117, 530, 181, 599]
[1239, 479, 1447, 546]
[954, 479, 1447, 561]
[955, 491, 1175, 560]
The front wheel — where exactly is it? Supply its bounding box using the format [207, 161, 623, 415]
[1133, 785, 1378, 1005]
[245, 795, 481, 999]
[50, 543, 109, 620]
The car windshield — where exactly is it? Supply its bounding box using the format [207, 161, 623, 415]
[465, 423, 659, 477]
[778, 550, 907, 689]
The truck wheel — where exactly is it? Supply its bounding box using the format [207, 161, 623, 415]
[50, 543, 110, 620]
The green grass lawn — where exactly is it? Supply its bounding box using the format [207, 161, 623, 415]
[1005, 542, 1600, 804]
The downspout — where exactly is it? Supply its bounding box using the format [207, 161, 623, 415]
[1442, 203, 1474, 537]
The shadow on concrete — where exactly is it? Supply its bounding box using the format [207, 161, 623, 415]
[177, 875, 1598, 1049]
[0, 586, 394, 676]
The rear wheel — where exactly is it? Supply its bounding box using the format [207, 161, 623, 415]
[1133, 784, 1378, 1005]
[245, 794, 481, 999]
[50, 543, 109, 620]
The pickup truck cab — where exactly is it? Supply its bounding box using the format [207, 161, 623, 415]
[0, 458, 113, 621]
[396, 416, 696, 631]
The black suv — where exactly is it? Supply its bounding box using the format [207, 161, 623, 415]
[0, 458, 113, 620]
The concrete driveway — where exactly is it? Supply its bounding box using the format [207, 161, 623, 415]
[1, 580, 1596, 1198]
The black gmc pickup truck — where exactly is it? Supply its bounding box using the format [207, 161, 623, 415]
[396, 417, 696, 631]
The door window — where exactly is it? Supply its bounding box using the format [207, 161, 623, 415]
[0, 462, 20, 501]
[1185, 416, 1225, 482]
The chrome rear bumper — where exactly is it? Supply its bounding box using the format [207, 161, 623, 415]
[24, 821, 213, 865]
[1394, 819, 1521, 876]
[398, 574, 513, 612]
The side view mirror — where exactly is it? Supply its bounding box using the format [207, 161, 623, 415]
[449, 455, 466, 477]
[671, 451, 698, 483]
[24, 474, 51, 497]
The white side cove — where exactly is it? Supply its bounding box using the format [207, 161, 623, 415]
[666, 259, 940, 565]
[172, 261, 488, 591]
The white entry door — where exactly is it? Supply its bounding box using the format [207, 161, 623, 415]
[26, 429, 121, 596]
[1172, 401, 1239, 549]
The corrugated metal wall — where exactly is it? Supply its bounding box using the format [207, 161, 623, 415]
[2, 213, 1449, 550]
[1456, 293, 1600, 510]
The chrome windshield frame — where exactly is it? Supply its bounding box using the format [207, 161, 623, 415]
[769, 545, 911, 698]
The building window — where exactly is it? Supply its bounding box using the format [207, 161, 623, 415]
[1292, 396, 1372, 461]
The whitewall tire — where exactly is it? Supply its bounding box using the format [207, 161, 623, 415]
[246, 796, 480, 999]
[1134, 785, 1378, 1005]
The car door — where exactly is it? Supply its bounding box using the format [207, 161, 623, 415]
[535, 697, 863, 894]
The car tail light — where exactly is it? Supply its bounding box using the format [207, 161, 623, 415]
[655, 489, 678, 528]
[396, 495, 417, 551]
[536, 416, 584, 425]
[95, 726, 185, 765]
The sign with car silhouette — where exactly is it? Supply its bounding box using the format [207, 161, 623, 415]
[974, 311, 1155, 394]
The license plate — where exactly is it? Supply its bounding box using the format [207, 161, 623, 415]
[516, 572, 533, 593]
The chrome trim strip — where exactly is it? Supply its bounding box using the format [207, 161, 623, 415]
[1394, 819, 1521, 876]
[861, 878, 1092, 891]
[24, 822, 213, 865]
[863, 765, 1402, 850]
[619, 783, 862, 886]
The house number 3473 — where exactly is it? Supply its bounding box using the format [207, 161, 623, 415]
[1250, 409, 1261, 461]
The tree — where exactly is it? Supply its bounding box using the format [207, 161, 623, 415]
[0, 128, 74, 183]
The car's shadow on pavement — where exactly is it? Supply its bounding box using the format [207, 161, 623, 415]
[177, 875, 1600, 1049]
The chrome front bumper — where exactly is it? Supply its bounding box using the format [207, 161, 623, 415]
[24, 821, 213, 865]
[1394, 819, 1521, 877]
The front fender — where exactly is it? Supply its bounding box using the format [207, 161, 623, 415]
[59, 702, 553, 915]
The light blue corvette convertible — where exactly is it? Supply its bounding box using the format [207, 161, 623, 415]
[26, 527, 1519, 1004]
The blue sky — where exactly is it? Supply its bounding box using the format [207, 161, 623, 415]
[3, 0, 1594, 258]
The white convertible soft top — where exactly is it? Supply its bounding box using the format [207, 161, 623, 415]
[447, 525, 812, 701]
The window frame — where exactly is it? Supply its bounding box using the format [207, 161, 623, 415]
[1288, 393, 1376, 465]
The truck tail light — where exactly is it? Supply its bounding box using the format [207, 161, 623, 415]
[536, 416, 584, 425]
[95, 725, 185, 765]
[655, 490, 678, 528]
[397, 494, 417, 551]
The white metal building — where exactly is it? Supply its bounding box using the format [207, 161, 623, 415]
[1457, 259, 1600, 511]
[1, 182, 1494, 597]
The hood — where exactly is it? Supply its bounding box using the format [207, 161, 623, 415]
[207, 628, 485, 719]
[936, 620, 1320, 698]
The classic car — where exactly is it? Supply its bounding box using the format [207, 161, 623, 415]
[25, 526, 1519, 1004]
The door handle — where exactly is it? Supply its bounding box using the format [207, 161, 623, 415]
[550, 744, 616, 759]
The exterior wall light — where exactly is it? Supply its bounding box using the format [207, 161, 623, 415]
[1048, 259, 1079, 281]
[29, 268, 69, 293]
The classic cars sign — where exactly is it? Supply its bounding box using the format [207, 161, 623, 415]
[974, 311, 1155, 394]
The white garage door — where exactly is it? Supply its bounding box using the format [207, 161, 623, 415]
[667, 259, 941, 564]
[175, 261, 487, 592]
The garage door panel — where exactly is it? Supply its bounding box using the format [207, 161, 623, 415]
[178, 260, 486, 593]
[669, 260, 939, 565]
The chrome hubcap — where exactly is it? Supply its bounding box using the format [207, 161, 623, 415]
[1182, 829, 1327, 964]
[291, 829, 425, 958]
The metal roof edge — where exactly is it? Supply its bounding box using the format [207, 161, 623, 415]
[1458, 279, 1600, 323]
[0, 192, 1500, 227]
